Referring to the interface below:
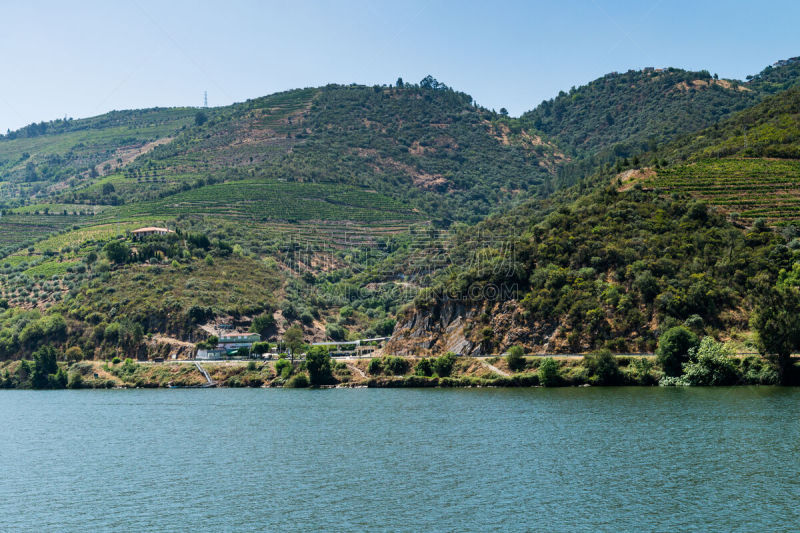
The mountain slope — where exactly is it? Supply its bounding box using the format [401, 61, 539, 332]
[387, 184, 786, 355]
[642, 86, 800, 223]
[389, 80, 800, 355]
[519, 58, 800, 186]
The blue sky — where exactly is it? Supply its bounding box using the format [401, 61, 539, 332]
[1, 0, 798, 131]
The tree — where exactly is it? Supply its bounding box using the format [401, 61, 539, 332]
[31, 345, 59, 389]
[396, 77, 404, 88]
[582, 348, 621, 385]
[500, 107, 509, 116]
[65, 346, 83, 363]
[751, 285, 800, 382]
[656, 326, 699, 377]
[251, 341, 270, 355]
[682, 337, 739, 386]
[414, 358, 433, 377]
[250, 313, 276, 339]
[195, 111, 208, 126]
[104, 240, 130, 264]
[305, 346, 332, 386]
[432, 352, 457, 377]
[284, 324, 304, 362]
[538, 357, 560, 387]
[506, 345, 525, 372]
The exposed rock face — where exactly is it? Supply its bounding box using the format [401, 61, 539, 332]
[386, 296, 560, 356]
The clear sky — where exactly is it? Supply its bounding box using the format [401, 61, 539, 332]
[1, 0, 798, 131]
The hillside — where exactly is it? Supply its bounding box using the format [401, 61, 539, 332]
[0, 78, 564, 358]
[388, 77, 800, 355]
[1, 60, 799, 363]
[387, 184, 787, 355]
[633, 86, 800, 223]
[519, 58, 800, 186]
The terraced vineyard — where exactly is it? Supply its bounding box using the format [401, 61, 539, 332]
[111, 180, 420, 223]
[651, 158, 800, 223]
[0, 213, 92, 257]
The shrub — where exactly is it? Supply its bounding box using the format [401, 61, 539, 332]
[285, 373, 309, 388]
[432, 352, 457, 377]
[382, 356, 408, 376]
[275, 358, 292, 379]
[414, 358, 433, 377]
[681, 337, 739, 386]
[656, 326, 699, 377]
[506, 345, 525, 372]
[247, 361, 257, 371]
[582, 349, 621, 385]
[31, 345, 59, 389]
[631, 357, 656, 385]
[111, 356, 121, 365]
[251, 341, 270, 355]
[65, 346, 83, 363]
[367, 357, 383, 375]
[250, 313, 275, 338]
[326, 323, 346, 341]
[305, 346, 332, 385]
[67, 372, 83, 389]
[538, 357, 561, 387]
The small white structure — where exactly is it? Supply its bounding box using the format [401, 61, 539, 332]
[196, 348, 227, 360]
[132, 227, 174, 240]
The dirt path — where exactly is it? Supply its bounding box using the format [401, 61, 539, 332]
[95, 137, 174, 176]
[89, 361, 125, 386]
[482, 361, 510, 377]
[345, 362, 367, 379]
[152, 334, 195, 348]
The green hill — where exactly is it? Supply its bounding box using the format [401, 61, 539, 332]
[2, 60, 800, 363]
[642, 86, 800, 223]
[519, 58, 800, 186]
[389, 70, 800, 356]
[0, 78, 564, 357]
[388, 185, 785, 355]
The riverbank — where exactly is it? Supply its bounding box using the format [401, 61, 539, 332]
[0, 352, 794, 389]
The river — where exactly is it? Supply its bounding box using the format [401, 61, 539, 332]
[1, 387, 798, 531]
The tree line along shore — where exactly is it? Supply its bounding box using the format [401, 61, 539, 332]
[0, 329, 794, 389]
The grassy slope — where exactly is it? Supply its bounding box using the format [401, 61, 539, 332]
[0, 81, 560, 351]
[644, 86, 800, 223]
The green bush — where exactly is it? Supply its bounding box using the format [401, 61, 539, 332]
[414, 358, 433, 377]
[506, 345, 525, 372]
[305, 346, 332, 385]
[656, 326, 699, 377]
[432, 352, 457, 377]
[538, 357, 561, 387]
[31, 345, 59, 389]
[382, 356, 408, 376]
[630, 357, 656, 385]
[681, 337, 739, 386]
[275, 358, 292, 379]
[582, 349, 621, 385]
[67, 372, 83, 389]
[285, 373, 309, 388]
[367, 357, 383, 375]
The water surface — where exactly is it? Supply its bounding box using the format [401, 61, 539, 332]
[1, 387, 798, 531]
